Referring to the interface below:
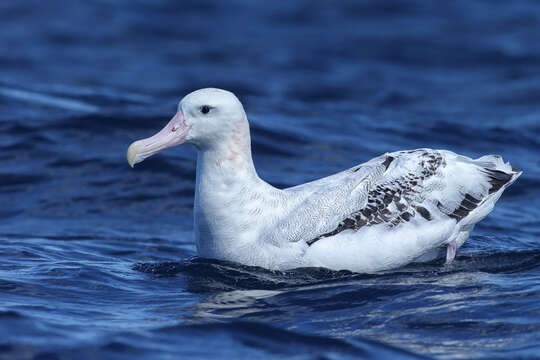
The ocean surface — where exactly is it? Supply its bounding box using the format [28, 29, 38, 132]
[1, 1, 539, 359]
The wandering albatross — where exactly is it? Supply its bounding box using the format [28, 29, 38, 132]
[127, 88, 521, 273]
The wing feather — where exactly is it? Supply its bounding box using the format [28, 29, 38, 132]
[306, 149, 520, 246]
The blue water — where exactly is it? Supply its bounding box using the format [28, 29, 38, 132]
[1, 1, 539, 359]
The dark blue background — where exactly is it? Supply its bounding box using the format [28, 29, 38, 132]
[1, 1, 539, 359]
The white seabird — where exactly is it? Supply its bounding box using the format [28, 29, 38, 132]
[127, 88, 521, 273]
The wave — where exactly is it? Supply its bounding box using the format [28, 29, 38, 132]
[133, 249, 540, 292]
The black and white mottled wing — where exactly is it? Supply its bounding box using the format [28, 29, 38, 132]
[306, 149, 520, 246]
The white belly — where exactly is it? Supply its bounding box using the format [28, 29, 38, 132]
[303, 218, 457, 273]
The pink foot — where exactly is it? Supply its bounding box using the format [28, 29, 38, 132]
[446, 239, 457, 264]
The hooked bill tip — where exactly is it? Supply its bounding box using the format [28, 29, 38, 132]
[127, 141, 140, 168]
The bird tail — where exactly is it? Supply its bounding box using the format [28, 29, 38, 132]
[456, 154, 521, 228]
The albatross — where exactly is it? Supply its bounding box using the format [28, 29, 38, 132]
[127, 88, 521, 273]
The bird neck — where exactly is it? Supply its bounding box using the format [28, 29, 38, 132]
[195, 119, 259, 184]
[193, 120, 282, 259]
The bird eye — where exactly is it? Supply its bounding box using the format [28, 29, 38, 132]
[201, 105, 211, 114]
